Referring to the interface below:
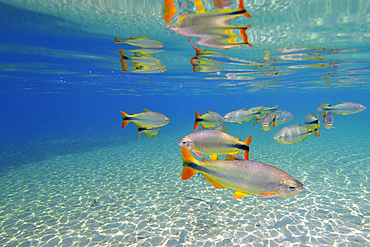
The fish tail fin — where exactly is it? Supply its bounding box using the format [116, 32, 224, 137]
[120, 111, 131, 128]
[322, 111, 327, 123]
[194, 0, 205, 13]
[193, 45, 203, 56]
[138, 129, 142, 141]
[243, 136, 252, 160]
[238, 0, 252, 18]
[194, 111, 201, 131]
[181, 146, 200, 180]
[311, 127, 320, 138]
[114, 37, 123, 43]
[253, 119, 261, 127]
[272, 113, 277, 128]
[240, 28, 252, 47]
[163, 0, 178, 24]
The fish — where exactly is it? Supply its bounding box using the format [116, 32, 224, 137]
[138, 127, 160, 141]
[114, 35, 163, 48]
[181, 146, 304, 199]
[262, 112, 277, 131]
[165, 0, 252, 50]
[273, 110, 295, 127]
[194, 110, 224, 131]
[178, 125, 252, 160]
[273, 123, 319, 144]
[304, 112, 320, 131]
[322, 111, 335, 129]
[317, 102, 366, 115]
[120, 109, 170, 129]
[223, 108, 263, 124]
[118, 50, 166, 73]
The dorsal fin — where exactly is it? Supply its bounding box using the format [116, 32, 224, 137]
[143, 109, 150, 112]
[215, 125, 227, 133]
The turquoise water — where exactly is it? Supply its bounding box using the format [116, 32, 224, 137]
[1, 0, 370, 246]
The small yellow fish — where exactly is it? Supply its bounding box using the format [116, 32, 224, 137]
[120, 109, 169, 129]
[181, 146, 304, 199]
[317, 102, 366, 115]
[178, 125, 252, 160]
[194, 110, 224, 131]
[138, 127, 160, 141]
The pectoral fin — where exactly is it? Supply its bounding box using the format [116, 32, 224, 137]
[232, 191, 249, 199]
[194, 151, 203, 157]
[257, 192, 277, 198]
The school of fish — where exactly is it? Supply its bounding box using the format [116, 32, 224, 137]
[120, 101, 365, 199]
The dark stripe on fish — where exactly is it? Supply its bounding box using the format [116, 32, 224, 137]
[305, 120, 318, 125]
[185, 162, 218, 176]
[185, 162, 235, 182]
[228, 144, 249, 152]
[195, 118, 203, 123]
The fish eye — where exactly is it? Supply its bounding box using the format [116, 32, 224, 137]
[289, 186, 296, 191]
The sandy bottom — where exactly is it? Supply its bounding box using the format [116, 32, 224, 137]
[1, 127, 370, 246]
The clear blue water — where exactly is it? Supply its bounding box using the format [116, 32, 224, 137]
[1, 0, 370, 246]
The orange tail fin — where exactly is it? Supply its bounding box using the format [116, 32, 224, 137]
[240, 28, 253, 47]
[114, 37, 123, 43]
[120, 111, 131, 128]
[163, 0, 178, 24]
[238, 0, 252, 18]
[181, 146, 199, 180]
[243, 135, 252, 160]
[194, 111, 201, 131]
[272, 113, 277, 128]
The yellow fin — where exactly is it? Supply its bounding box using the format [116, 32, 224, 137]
[209, 154, 219, 161]
[181, 167, 198, 180]
[194, 150, 203, 157]
[215, 125, 227, 133]
[181, 146, 198, 164]
[203, 175, 224, 189]
[257, 192, 276, 198]
[233, 191, 249, 199]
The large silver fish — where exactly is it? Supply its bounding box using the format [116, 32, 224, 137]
[181, 146, 304, 199]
